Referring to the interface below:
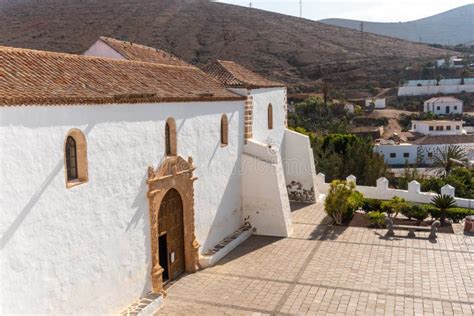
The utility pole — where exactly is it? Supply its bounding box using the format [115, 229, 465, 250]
[299, 0, 303, 18]
[360, 21, 364, 46]
[249, 2, 252, 8]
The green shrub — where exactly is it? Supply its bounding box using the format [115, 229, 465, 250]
[348, 191, 364, 212]
[367, 211, 386, 228]
[361, 198, 383, 213]
[325, 180, 362, 225]
[381, 200, 394, 217]
[446, 208, 474, 223]
[410, 204, 429, 224]
[388, 196, 409, 218]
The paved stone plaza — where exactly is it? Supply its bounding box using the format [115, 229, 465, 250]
[157, 203, 474, 315]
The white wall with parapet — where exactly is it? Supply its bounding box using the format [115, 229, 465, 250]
[315, 174, 474, 209]
[282, 129, 318, 203]
[0, 100, 244, 315]
[242, 139, 293, 237]
[398, 84, 474, 96]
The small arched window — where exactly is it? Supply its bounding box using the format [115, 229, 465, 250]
[220, 114, 228, 146]
[267, 103, 273, 130]
[165, 118, 177, 156]
[64, 129, 88, 188]
[65, 136, 78, 180]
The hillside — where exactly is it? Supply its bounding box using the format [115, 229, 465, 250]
[321, 4, 474, 45]
[0, 0, 451, 90]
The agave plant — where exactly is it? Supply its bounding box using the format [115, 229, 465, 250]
[430, 145, 467, 177]
[431, 194, 457, 226]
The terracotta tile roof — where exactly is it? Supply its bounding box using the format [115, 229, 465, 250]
[411, 134, 474, 145]
[99, 37, 190, 66]
[202, 60, 284, 89]
[0, 46, 244, 106]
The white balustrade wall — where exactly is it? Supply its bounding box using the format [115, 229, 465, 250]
[315, 173, 474, 209]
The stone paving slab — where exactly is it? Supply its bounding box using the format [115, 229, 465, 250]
[157, 202, 474, 315]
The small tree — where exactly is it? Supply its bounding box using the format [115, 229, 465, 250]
[460, 68, 470, 85]
[436, 74, 444, 86]
[431, 194, 457, 226]
[381, 196, 408, 218]
[324, 180, 360, 225]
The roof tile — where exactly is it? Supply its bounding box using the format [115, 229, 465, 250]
[0, 46, 244, 106]
[202, 60, 284, 89]
[99, 37, 190, 66]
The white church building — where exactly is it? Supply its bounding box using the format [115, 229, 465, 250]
[0, 38, 317, 315]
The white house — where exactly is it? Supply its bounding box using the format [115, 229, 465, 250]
[374, 141, 418, 166]
[365, 98, 386, 109]
[375, 134, 474, 167]
[411, 120, 465, 135]
[412, 135, 474, 165]
[0, 40, 316, 315]
[423, 96, 463, 115]
[436, 56, 465, 69]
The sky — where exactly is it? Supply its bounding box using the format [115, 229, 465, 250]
[216, 0, 473, 22]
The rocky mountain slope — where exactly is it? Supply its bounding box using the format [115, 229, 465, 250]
[0, 0, 451, 90]
[321, 4, 474, 45]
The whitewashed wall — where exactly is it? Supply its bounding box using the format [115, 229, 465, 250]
[423, 100, 463, 115]
[375, 144, 418, 165]
[316, 174, 474, 209]
[82, 39, 126, 60]
[398, 84, 474, 96]
[0, 100, 244, 315]
[281, 129, 317, 202]
[411, 121, 463, 135]
[365, 98, 386, 109]
[241, 140, 293, 237]
[249, 87, 287, 147]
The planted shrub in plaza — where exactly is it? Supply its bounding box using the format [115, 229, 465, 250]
[367, 211, 386, 228]
[362, 198, 383, 213]
[325, 180, 363, 225]
[401, 204, 429, 225]
[431, 194, 457, 226]
[380, 196, 409, 218]
[430, 207, 474, 223]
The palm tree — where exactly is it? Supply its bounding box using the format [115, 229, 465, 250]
[431, 194, 457, 226]
[430, 145, 467, 176]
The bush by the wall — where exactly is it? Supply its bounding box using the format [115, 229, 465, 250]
[325, 180, 362, 225]
[428, 207, 474, 222]
[367, 211, 386, 228]
[446, 208, 474, 223]
[362, 198, 383, 213]
[401, 203, 427, 221]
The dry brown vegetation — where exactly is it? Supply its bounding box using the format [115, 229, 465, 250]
[0, 0, 451, 90]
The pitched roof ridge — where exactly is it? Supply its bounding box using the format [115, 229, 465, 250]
[100, 36, 169, 54]
[0, 45, 196, 70]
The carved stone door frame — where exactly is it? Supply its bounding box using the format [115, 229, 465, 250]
[147, 156, 200, 293]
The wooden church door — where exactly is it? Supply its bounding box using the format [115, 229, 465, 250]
[158, 189, 185, 282]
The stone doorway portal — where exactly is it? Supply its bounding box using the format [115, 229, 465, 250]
[147, 156, 200, 293]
